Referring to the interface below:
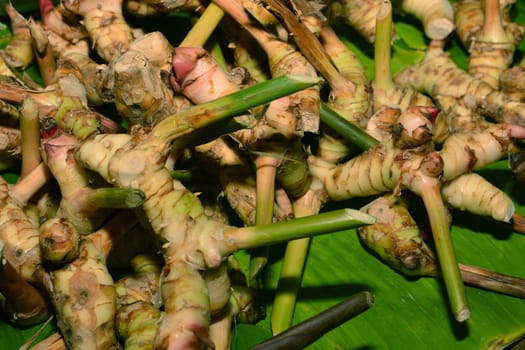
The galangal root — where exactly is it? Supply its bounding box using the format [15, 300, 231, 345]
[0, 0, 525, 349]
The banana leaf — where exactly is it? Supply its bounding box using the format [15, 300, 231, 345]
[1, 1, 525, 350]
[233, 3, 525, 350]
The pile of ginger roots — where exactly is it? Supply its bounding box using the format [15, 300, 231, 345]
[0, 0, 525, 349]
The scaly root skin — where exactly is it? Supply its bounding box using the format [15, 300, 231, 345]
[394, 42, 525, 126]
[0, 177, 42, 284]
[453, 0, 485, 50]
[372, 2, 434, 113]
[171, 47, 240, 103]
[62, 0, 133, 62]
[358, 194, 438, 276]
[359, 193, 525, 299]
[76, 133, 222, 350]
[467, 0, 515, 89]
[44, 210, 138, 350]
[441, 173, 514, 223]
[42, 132, 112, 234]
[398, 0, 455, 40]
[76, 131, 374, 349]
[440, 123, 525, 181]
[115, 301, 162, 350]
[45, 240, 120, 350]
[2, 3, 34, 69]
[39, 218, 81, 265]
[40, 0, 89, 43]
[108, 49, 180, 127]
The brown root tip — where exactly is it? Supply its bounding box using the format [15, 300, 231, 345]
[511, 213, 525, 234]
[421, 152, 444, 177]
[400, 252, 422, 270]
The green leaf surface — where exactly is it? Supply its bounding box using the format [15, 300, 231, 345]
[238, 160, 525, 350]
[242, 2, 525, 349]
[393, 21, 428, 51]
[0, 21, 10, 48]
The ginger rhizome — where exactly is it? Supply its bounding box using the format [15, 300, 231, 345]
[2, 3, 34, 70]
[358, 193, 525, 298]
[1, 1, 525, 349]
[73, 75, 372, 349]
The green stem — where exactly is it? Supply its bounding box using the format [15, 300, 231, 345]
[82, 188, 146, 209]
[271, 180, 327, 334]
[151, 74, 321, 143]
[249, 156, 279, 286]
[420, 180, 470, 322]
[270, 236, 311, 334]
[169, 169, 193, 184]
[179, 2, 224, 48]
[320, 103, 379, 150]
[254, 156, 278, 225]
[373, 1, 394, 91]
[221, 208, 375, 254]
[209, 37, 228, 71]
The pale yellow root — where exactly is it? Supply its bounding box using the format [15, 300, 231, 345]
[62, 0, 134, 62]
[398, 0, 455, 40]
[441, 173, 514, 222]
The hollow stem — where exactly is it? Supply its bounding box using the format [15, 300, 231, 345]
[150, 74, 321, 143]
[180, 2, 224, 48]
[249, 155, 280, 286]
[270, 236, 310, 335]
[80, 187, 146, 209]
[420, 180, 470, 322]
[19, 96, 41, 180]
[373, 1, 394, 92]
[320, 103, 379, 150]
[253, 291, 374, 350]
[270, 178, 327, 334]
[221, 208, 375, 254]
